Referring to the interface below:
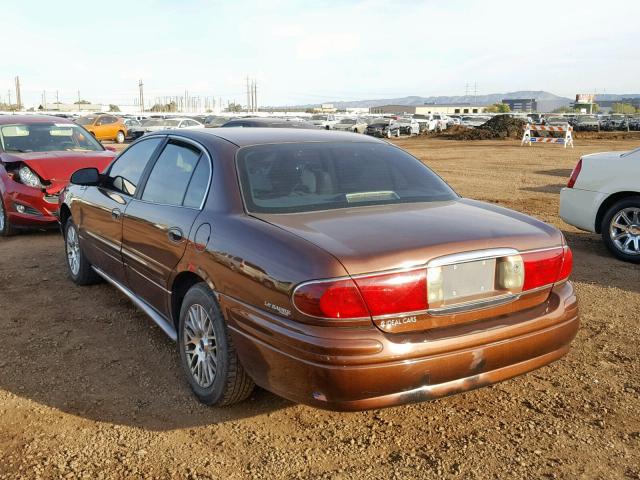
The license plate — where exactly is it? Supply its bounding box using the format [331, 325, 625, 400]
[441, 258, 496, 302]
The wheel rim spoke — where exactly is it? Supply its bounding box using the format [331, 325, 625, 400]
[610, 207, 640, 255]
[183, 303, 218, 388]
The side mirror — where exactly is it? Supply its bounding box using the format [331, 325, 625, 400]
[70, 167, 100, 186]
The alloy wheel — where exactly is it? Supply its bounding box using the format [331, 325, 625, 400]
[610, 207, 640, 255]
[66, 224, 81, 275]
[183, 304, 218, 388]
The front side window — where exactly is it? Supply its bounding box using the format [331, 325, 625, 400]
[108, 137, 163, 195]
[141, 142, 202, 206]
[237, 142, 457, 214]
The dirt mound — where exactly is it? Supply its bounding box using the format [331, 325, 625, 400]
[574, 130, 640, 140]
[435, 115, 526, 140]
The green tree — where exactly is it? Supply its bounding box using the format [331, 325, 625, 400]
[485, 103, 511, 113]
[150, 101, 177, 112]
[226, 102, 243, 112]
[108, 104, 120, 112]
[74, 99, 91, 105]
[611, 103, 637, 114]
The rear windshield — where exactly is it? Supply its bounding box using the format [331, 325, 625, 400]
[236, 142, 457, 214]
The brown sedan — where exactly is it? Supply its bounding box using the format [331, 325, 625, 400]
[59, 128, 578, 411]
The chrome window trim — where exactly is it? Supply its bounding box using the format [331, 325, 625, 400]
[132, 134, 213, 211]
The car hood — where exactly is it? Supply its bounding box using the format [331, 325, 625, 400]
[254, 198, 563, 275]
[1, 150, 115, 193]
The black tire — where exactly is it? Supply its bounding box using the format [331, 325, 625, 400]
[64, 218, 100, 284]
[0, 196, 15, 237]
[601, 196, 640, 264]
[178, 283, 254, 406]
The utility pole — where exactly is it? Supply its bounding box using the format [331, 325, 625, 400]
[252, 80, 258, 112]
[15, 76, 22, 110]
[473, 82, 478, 105]
[8, 90, 12, 108]
[43, 90, 47, 110]
[246, 77, 251, 113]
[78, 90, 81, 111]
[139, 79, 144, 112]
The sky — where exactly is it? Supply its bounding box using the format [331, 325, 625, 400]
[2, 0, 639, 108]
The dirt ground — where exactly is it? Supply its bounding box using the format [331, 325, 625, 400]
[1, 137, 639, 480]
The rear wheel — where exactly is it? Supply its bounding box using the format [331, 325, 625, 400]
[115, 130, 125, 144]
[64, 218, 100, 284]
[602, 197, 640, 263]
[178, 283, 254, 406]
[0, 196, 15, 237]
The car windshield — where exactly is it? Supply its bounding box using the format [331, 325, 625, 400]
[75, 116, 96, 125]
[237, 142, 457, 214]
[311, 115, 328, 120]
[165, 119, 181, 126]
[339, 119, 355, 124]
[0, 123, 104, 153]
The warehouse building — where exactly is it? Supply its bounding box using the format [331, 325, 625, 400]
[502, 98, 537, 112]
[369, 103, 490, 115]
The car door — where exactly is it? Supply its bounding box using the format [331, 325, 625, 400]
[121, 137, 211, 316]
[77, 136, 165, 285]
[91, 116, 107, 140]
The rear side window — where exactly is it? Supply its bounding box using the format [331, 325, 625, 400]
[109, 137, 163, 195]
[237, 142, 457, 214]
[183, 157, 211, 208]
[141, 142, 202, 206]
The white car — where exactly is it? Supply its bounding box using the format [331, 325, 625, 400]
[560, 148, 640, 263]
[308, 114, 339, 130]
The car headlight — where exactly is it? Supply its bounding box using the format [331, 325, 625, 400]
[18, 165, 44, 189]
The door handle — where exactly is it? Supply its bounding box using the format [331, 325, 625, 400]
[168, 227, 183, 243]
[111, 208, 121, 220]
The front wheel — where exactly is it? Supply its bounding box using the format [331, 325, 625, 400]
[64, 218, 100, 284]
[115, 130, 125, 144]
[0, 196, 15, 237]
[178, 283, 255, 406]
[601, 196, 640, 263]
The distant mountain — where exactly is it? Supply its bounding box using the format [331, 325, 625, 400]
[277, 91, 574, 112]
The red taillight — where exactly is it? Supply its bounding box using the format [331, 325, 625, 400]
[293, 278, 369, 319]
[293, 269, 428, 319]
[559, 246, 573, 281]
[567, 159, 582, 188]
[521, 247, 572, 291]
[354, 270, 427, 317]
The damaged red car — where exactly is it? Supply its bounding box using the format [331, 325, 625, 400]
[0, 115, 115, 235]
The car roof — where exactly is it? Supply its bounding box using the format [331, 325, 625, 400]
[0, 114, 74, 125]
[157, 127, 386, 148]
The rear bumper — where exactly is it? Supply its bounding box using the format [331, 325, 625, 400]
[559, 187, 605, 233]
[222, 282, 579, 411]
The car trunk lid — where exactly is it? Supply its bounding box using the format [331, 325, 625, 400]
[255, 199, 565, 333]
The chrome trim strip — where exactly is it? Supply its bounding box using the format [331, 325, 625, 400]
[85, 230, 120, 252]
[426, 283, 553, 316]
[92, 266, 177, 341]
[123, 261, 172, 294]
[427, 248, 518, 268]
